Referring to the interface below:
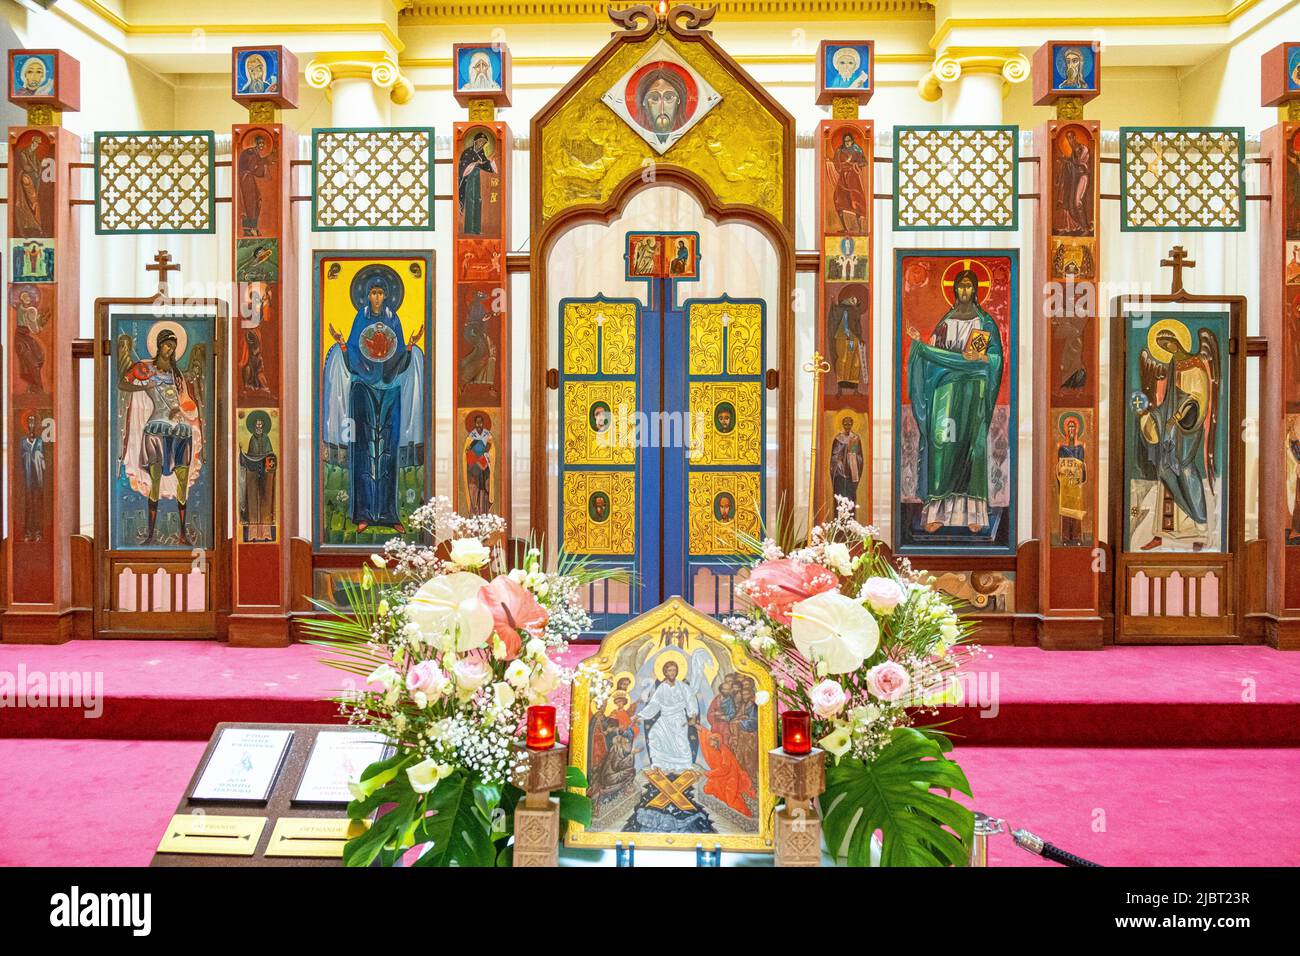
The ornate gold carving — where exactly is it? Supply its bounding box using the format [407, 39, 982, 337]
[599, 303, 637, 374]
[688, 300, 762, 375]
[562, 471, 636, 554]
[467, 98, 497, 121]
[25, 106, 58, 126]
[1055, 96, 1084, 121]
[247, 101, 279, 123]
[1286, 101, 1300, 122]
[690, 381, 762, 465]
[95, 131, 215, 233]
[562, 299, 637, 374]
[565, 381, 637, 465]
[689, 303, 724, 375]
[688, 471, 761, 554]
[1120, 128, 1244, 231]
[831, 96, 859, 119]
[540, 32, 784, 224]
[313, 128, 433, 229]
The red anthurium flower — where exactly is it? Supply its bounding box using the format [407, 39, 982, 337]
[480, 576, 549, 661]
[744, 558, 839, 625]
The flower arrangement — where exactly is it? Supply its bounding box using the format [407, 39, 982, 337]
[724, 497, 982, 866]
[302, 497, 599, 867]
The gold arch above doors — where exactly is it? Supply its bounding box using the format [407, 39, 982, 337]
[534, 15, 791, 228]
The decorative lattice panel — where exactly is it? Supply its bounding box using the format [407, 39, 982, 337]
[1119, 127, 1246, 232]
[894, 126, 1019, 230]
[94, 131, 215, 234]
[312, 127, 434, 230]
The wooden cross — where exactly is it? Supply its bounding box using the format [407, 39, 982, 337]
[145, 250, 182, 294]
[1160, 245, 1195, 295]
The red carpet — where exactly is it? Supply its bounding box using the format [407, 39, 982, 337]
[2, 641, 1297, 746]
[3, 738, 1295, 867]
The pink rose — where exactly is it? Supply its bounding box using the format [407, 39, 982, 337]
[744, 558, 838, 625]
[808, 678, 848, 719]
[866, 661, 911, 702]
[405, 661, 449, 702]
[451, 657, 492, 699]
[860, 576, 905, 614]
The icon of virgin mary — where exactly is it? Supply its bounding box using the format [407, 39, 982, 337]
[323, 265, 425, 534]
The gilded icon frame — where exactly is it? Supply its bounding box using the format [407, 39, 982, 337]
[566, 597, 777, 852]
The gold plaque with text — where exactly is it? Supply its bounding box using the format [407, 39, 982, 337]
[156, 814, 266, 856]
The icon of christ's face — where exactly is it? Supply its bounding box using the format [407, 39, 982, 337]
[643, 77, 680, 133]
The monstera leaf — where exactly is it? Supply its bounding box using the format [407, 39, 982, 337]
[413, 771, 497, 868]
[820, 727, 975, 867]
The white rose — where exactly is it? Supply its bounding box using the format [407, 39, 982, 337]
[790, 590, 880, 675]
[529, 657, 562, 699]
[451, 656, 492, 699]
[449, 537, 491, 569]
[823, 542, 854, 576]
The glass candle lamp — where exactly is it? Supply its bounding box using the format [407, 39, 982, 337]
[526, 705, 556, 750]
[781, 710, 812, 756]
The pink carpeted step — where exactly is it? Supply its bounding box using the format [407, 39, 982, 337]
[1, 739, 1295, 867]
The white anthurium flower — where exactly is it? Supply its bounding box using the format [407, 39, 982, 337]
[406, 758, 454, 794]
[525, 637, 548, 660]
[406, 572, 494, 652]
[789, 590, 880, 675]
[449, 537, 492, 569]
[367, 664, 399, 688]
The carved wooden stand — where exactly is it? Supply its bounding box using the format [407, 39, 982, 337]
[768, 746, 826, 867]
[510, 743, 568, 867]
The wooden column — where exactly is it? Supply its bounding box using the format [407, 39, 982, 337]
[812, 42, 874, 527]
[228, 47, 300, 646]
[1259, 43, 1300, 649]
[2, 50, 81, 643]
[1030, 42, 1104, 649]
[451, 45, 513, 529]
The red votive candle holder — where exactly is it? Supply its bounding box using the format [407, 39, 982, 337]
[526, 705, 556, 750]
[782, 711, 812, 755]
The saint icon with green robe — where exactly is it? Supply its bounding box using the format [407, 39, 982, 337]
[905, 267, 1004, 536]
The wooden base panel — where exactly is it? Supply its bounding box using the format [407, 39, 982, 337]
[774, 805, 822, 867]
[513, 797, 560, 867]
[1, 609, 76, 644]
[227, 614, 293, 648]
